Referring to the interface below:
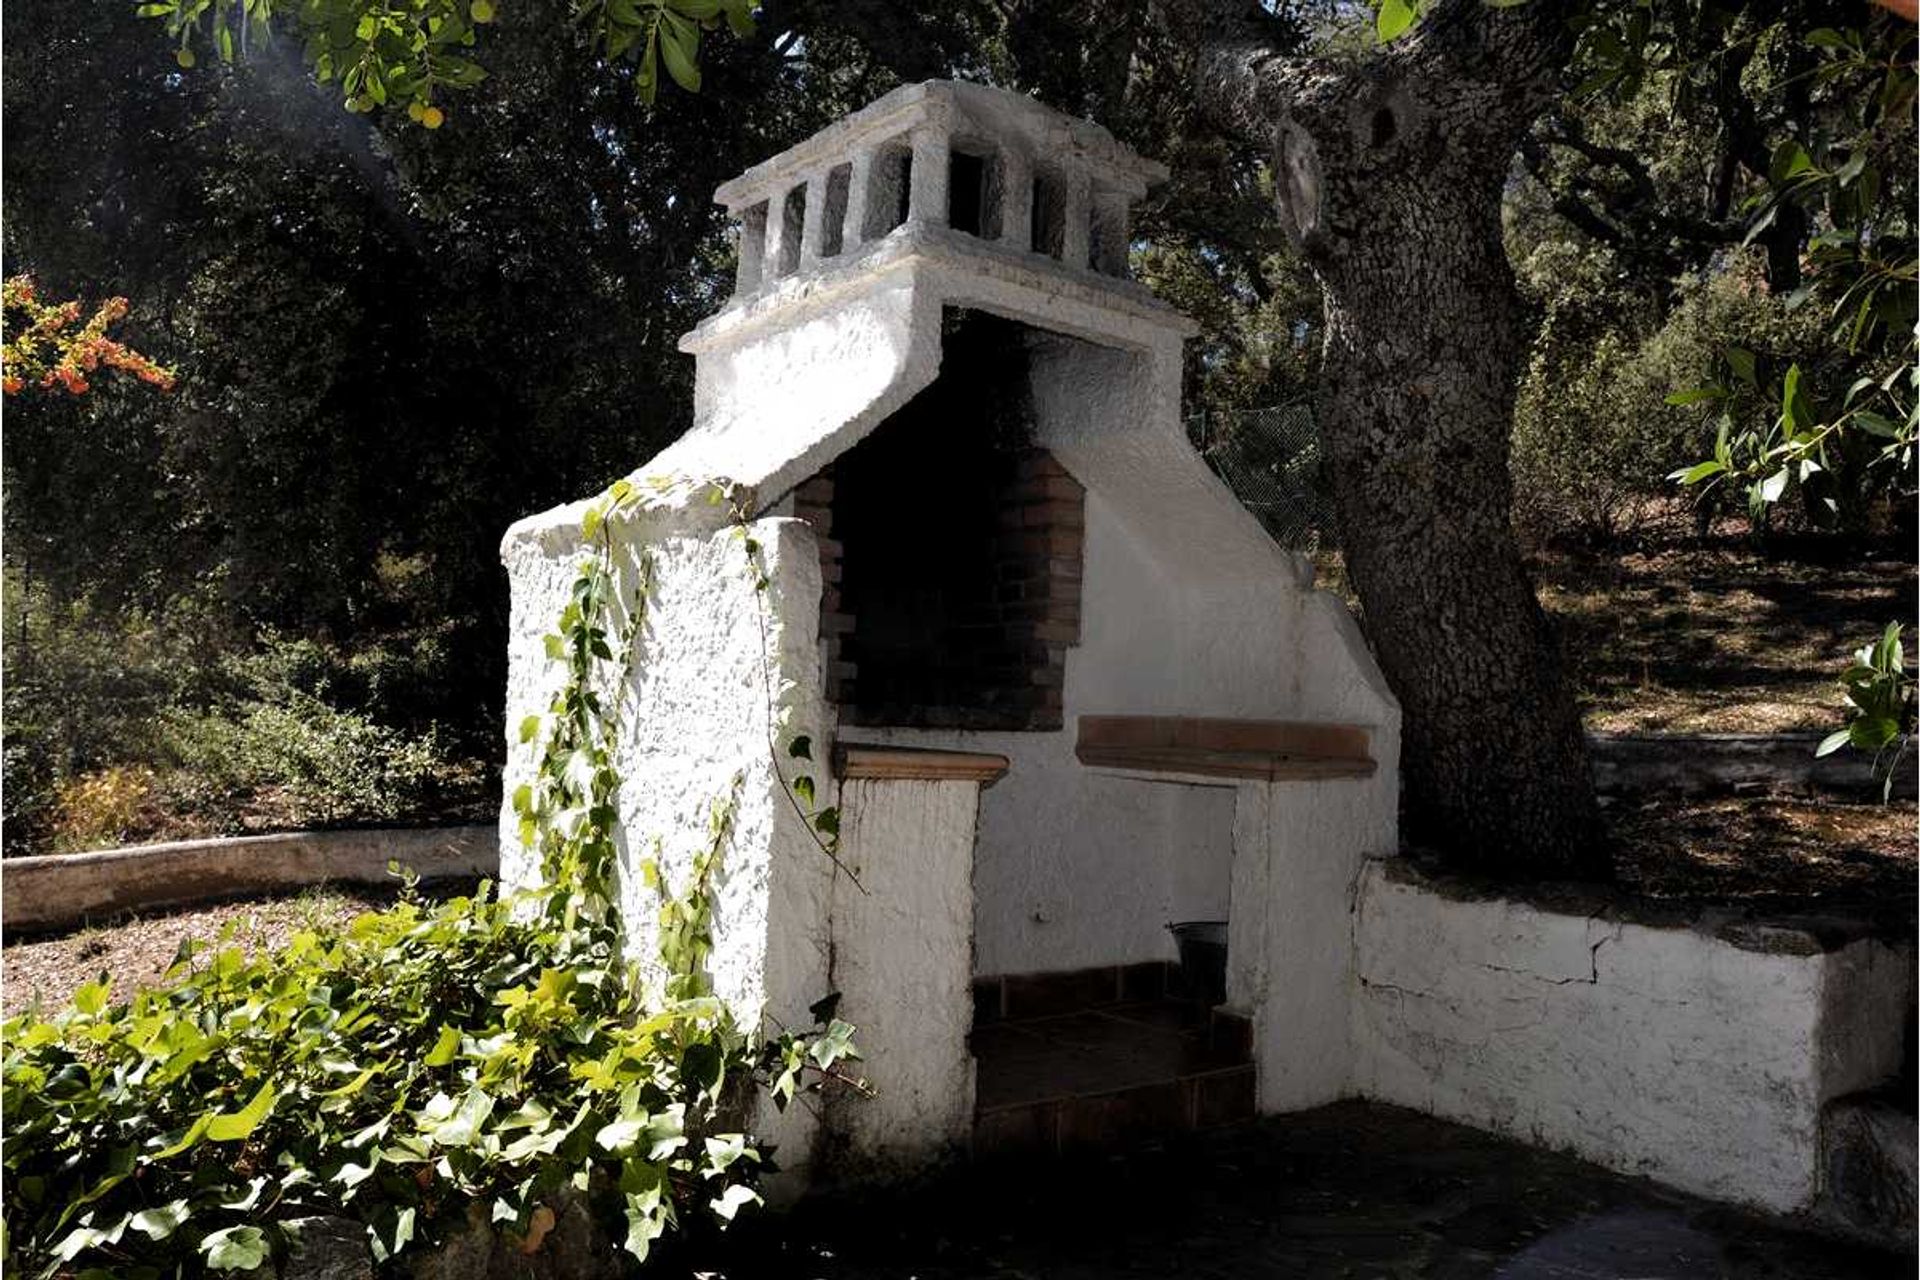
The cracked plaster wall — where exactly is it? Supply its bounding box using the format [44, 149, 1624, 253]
[1352, 859, 1913, 1213]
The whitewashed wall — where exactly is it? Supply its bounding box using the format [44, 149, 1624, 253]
[1352, 858, 1915, 1213]
[826, 778, 981, 1170]
[855, 332, 1403, 983]
[500, 507, 839, 1173]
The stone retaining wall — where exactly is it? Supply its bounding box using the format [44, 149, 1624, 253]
[0, 826, 496, 934]
[1589, 732, 1915, 799]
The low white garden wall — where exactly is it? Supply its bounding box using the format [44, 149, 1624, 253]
[1, 826, 497, 933]
[1352, 857, 1913, 1214]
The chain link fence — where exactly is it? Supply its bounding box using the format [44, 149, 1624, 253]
[1187, 401, 1338, 552]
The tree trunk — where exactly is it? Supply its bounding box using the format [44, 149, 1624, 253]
[1195, 1, 1608, 878]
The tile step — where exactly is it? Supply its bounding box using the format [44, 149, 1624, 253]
[974, 1063, 1256, 1158]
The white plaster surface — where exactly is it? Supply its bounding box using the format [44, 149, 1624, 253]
[499, 511, 837, 1174]
[1231, 781, 1393, 1114]
[826, 778, 981, 1170]
[860, 475, 1402, 983]
[1351, 859, 1915, 1213]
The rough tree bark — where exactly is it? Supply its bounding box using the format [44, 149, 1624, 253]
[1192, 1, 1609, 879]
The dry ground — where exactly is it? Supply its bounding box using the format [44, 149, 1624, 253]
[1316, 531, 1916, 735]
[1536, 536, 1915, 735]
[0, 881, 466, 1020]
[1610, 795, 1914, 923]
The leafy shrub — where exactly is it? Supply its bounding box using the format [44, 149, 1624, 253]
[1, 572, 491, 854]
[159, 692, 468, 830]
[1, 871, 847, 1274]
[1, 573, 215, 851]
[1817, 622, 1917, 797]
[1510, 238, 1831, 546]
[48, 765, 163, 852]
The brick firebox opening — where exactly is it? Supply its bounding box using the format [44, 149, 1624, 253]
[793, 310, 1084, 731]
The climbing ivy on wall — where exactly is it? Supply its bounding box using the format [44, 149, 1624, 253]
[1, 480, 860, 1274]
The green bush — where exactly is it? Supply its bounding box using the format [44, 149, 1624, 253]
[159, 687, 471, 831]
[1, 573, 216, 851]
[1, 872, 848, 1274]
[1, 573, 490, 854]
[1509, 232, 1830, 546]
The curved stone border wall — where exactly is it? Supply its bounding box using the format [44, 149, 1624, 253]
[1590, 732, 1915, 799]
[1, 826, 497, 935]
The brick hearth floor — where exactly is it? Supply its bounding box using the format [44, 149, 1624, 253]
[971, 997, 1255, 1156]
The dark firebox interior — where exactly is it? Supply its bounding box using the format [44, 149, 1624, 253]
[832, 309, 1057, 729]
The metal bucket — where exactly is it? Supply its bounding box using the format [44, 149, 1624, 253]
[1168, 919, 1228, 1005]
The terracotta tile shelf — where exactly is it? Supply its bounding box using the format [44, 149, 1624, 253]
[1075, 715, 1375, 782]
[832, 743, 1012, 786]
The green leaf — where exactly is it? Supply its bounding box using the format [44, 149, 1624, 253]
[151, 1114, 211, 1160]
[658, 16, 701, 92]
[73, 978, 110, 1015]
[424, 1023, 461, 1067]
[207, 1082, 278, 1142]
[1377, 0, 1417, 41]
[1853, 410, 1900, 439]
[422, 1087, 495, 1147]
[1668, 460, 1726, 486]
[1665, 385, 1727, 407]
[202, 1225, 270, 1272]
[1780, 363, 1815, 431]
[1768, 139, 1813, 185]
[1723, 347, 1758, 388]
[1815, 729, 1853, 758]
[129, 1199, 192, 1241]
[711, 1182, 760, 1221]
[519, 714, 542, 743]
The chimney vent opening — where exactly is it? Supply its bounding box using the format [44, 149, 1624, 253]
[821, 163, 852, 259]
[862, 142, 914, 241]
[948, 150, 989, 237]
[1031, 171, 1067, 261]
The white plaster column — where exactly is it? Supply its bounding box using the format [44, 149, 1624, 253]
[764, 181, 799, 279]
[1060, 171, 1091, 269]
[908, 125, 951, 228]
[843, 148, 876, 251]
[1240, 780, 1378, 1114]
[800, 171, 831, 268]
[998, 147, 1033, 251]
[827, 777, 980, 1170]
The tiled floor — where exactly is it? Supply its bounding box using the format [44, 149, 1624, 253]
[971, 997, 1255, 1155]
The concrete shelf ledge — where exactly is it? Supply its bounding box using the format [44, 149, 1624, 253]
[1075, 715, 1375, 782]
[833, 743, 1011, 785]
